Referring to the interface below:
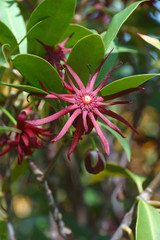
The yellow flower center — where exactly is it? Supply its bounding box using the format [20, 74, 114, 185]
[82, 95, 92, 104]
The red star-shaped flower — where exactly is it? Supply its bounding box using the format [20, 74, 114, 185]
[38, 37, 72, 76]
[0, 111, 53, 164]
[27, 50, 143, 160]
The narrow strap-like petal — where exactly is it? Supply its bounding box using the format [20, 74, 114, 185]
[99, 107, 138, 134]
[86, 65, 92, 91]
[102, 88, 145, 101]
[21, 133, 30, 147]
[26, 104, 78, 126]
[67, 121, 84, 160]
[97, 100, 130, 107]
[0, 145, 11, 156]
[61, 75, 74, 93]
[52, 109, 81, 142]
[94, 64, 121, 95]
[17, 144, 24, 164]
[59, 35, 72, 48]
[82, 110, 88, 133]
[89, 49, 114, 91]
[88, 112, 110, 155]
[64, 69, 80, 93]
[64, 64, 85, 91]
[94, 108, 125, 138]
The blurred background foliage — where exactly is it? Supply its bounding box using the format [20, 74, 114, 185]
[0, 0, 160, 239]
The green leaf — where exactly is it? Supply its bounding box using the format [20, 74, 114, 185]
[99, 121, 131, 162]
[0, 21, 19, 53]
[0, 44, 10, 68]
[58, 24, 93, 47]
[0, 0, 27, 53]
[67, 34, 105, 86]
[27, 0, 76, 54]
[0, 81, 47, 94]
[138, 33, 160, 50]
[0, 219, 7, 240]
[12, 54, 63, 93]
[125, 170, 145, 193]
[103, 0, 148, 50]
[90, 162, 146, 193]
[136, 200, 160, 240]
[100, 74, 160, 96]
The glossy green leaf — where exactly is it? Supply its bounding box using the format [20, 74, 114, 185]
[101, 74, 160, 96]
[0, 21, 19, 53]
[136, 200, 160, 240]
[0, 0, 26, 53]
[0, 81, 47, 94]
[90, 162, 146, 193]
[0, 219, 7, 240]
[99, 121, 131, 162]
[138, 33, 160, 50]
[58, 24, 93, 47]
[0, 44, 10, 68]
[27, 0, 76, 54]
[12, 54, 63, 93]
[125, 170, 145, 193]
[67, 34, 105, 86]
[103, 0, 148, 50]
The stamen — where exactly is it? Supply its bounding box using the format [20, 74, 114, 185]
[82, 95, 92, 104]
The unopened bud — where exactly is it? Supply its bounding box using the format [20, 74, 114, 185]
[84, 149, 105, 174]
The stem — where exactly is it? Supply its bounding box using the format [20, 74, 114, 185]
[140, 171, 160, 201]
[5, 152, 17, 240]
[121, 226, 134, 240]
[28, 159, 73, 240]
[44, 181, 71, 238]
[111, 204, 136, 240]
[111, 170, 160, 240]
[146, 200, 160, 208]
[90, 136, 97, 151]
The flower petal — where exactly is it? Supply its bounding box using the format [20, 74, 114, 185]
[64, 69, 80, 93]
[99, 107, 138, 134]
[52, 109, 81, 142]
[94, 64, 121, 94]
[97, 100, 130, 107]
[82, 110, 88, 132]
[26, 104, 78, 126]
[21, 133, 30, 147]
[89, 48, 114, 91]
[64, 64, 85, 91]
[102, 88, 145, 101]
[67, 121, 84, 160]
[94, 108, 125, 138]
[0, 145, 11, 156]
[88, 112, 110, 155]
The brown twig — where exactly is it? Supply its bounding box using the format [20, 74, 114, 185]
[28, 160, 74, 240]
[5, 153, 17, 240]
[111, 170, 160, 240]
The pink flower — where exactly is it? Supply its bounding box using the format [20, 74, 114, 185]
[0, 111, 53, 164]
[38, 37, 72, 76]
[85, 149, 105, 174]
[27, 49, 143, 160]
